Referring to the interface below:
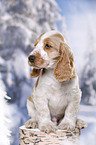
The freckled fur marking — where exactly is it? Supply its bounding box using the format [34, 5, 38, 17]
[35, 69, 46, 89]
[34, 40, 39, 46]
[28, 96, 33, 103]
[35, 77, 39, 88]
[34, 32, 45, 46]
[51, 33, 64, 41]
[34, 53, 45, 66]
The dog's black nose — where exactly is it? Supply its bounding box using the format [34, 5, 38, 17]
[28, 55, 35, 63]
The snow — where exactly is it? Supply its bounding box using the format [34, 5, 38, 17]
[79, 104, 96, 112]
[0, 57, 5, 65]
[80, 124, 96, 145]
[78, 105, 96, 123]
[13, 49, 30, 80]
[20, 82, 32, 108]
[78, 105, 96, 145]
[6, 71, 14, 87]
[0, 74, 6, 91]
[0, 86, 10, 145]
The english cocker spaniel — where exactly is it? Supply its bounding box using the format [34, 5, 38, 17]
[25, 31, 87, 133]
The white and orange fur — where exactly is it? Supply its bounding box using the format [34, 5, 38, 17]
[25, 31, 87, 133]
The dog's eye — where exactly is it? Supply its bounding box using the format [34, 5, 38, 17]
[45, 44, 51, 49]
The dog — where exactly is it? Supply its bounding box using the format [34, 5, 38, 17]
[25, 31, 87, 133]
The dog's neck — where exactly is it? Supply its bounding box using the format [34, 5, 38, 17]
[42, 68, 70, 85]
[42, 67, 54, 75]
[42, 66, 74, 84]
[41, 67, 54, 78]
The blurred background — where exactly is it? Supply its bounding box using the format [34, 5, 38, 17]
[0, 0, 96, 145]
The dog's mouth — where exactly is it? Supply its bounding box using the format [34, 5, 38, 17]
[28, 62, 41, 69]
[28, 60, 49, 69]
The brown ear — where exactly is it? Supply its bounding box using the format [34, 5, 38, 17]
[54, 42, 76, 82]
[30, 68, 41, 78]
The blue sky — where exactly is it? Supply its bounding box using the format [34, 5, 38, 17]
[56, 0, 96, 29]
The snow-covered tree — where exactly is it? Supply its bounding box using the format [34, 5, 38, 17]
[0, 0, 61, 54]
[80, 15, 96, 105]
[0, 80, 10, 145]
[60, 17, 69, 43]
[0, 0, 66, 144]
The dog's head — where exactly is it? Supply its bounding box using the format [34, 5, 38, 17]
[28, 31, 76, 82]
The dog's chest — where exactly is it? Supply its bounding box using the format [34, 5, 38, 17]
[37, 69, 69, 116]
[47, 79, 68, 117]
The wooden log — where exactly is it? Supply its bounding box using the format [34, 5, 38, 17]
[19, 126, 80, 145]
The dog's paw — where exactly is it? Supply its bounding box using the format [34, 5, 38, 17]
[58, 119, 75, 131]
[39, 120, 57, 133]
[25, 119, 38, 129]
[76, 119, 87, 130]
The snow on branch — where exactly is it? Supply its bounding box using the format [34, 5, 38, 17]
[0, 85, 10, 145]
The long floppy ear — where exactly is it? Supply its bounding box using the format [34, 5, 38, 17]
[54, 42, 76, 82]
[30, 68, 41, 78]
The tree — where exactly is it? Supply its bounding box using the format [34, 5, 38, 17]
[0, 81, 10, 145]
[60, 17, 69, 43]
[80, 15, 96, 105]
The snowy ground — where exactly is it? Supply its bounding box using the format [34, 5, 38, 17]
[78, 104, 96, 145]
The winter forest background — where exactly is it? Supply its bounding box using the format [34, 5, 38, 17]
[0, 0, 96, 145]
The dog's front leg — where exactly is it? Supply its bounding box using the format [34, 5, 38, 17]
[33, 96, 57, 133]
[58, 100, 79, 131]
